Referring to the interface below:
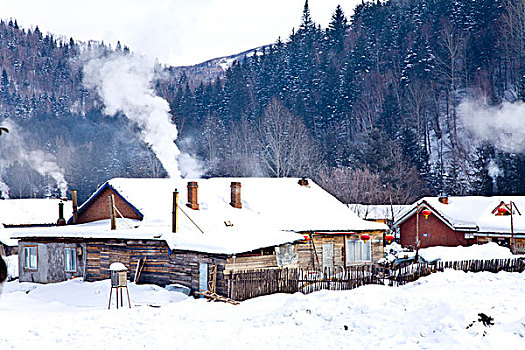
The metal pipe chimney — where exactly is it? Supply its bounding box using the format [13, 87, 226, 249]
[72, 190, 79, 224]
[57, 201, 66, 226]
[172, 189, 179, 233]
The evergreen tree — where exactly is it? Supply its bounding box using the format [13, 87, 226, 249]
[327, 5, 349, 53]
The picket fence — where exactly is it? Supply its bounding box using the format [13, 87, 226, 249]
[226, 257, 525, 301]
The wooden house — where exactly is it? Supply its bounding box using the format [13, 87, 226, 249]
[12, 177, 387, 295]
[393, 196, 525, 254]
[0, 199, 72, 256]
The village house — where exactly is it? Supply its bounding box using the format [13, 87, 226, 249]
[0, 198, 72, 256]
[392, 196, 525, 254]
[11, 177, 387, 295]
[348, 204, 411, 227]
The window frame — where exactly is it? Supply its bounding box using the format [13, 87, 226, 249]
[64, 247, 77, 272]
[346, 238, 372, 264]
[24, 245, 38, 270]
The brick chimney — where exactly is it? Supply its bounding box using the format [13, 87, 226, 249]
[438, 196, 449, 204]
[298, 177, 309, 187]
[57, 201, 66, 226]
[230, 182, 242, 209]
[186, 181, 199, 210]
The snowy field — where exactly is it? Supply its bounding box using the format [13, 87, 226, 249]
[0, 270, 523, 349]
[1, 243, 524, 349]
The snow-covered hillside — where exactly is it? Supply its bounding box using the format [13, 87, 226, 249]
[170, 46, 266, 85]
[0, 270, 523, 349]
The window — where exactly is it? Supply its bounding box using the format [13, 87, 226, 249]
[346, 239, 371, 264]
[24, 246, 38, 270]
[64, 248, 76, 272]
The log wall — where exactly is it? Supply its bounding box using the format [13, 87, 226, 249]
[225, 254, 279, 272]
[85, 240, 229, 295]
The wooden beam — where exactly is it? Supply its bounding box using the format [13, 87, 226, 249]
[72, 190, 78, 224]
[173, 190, 178, 233]
[109, 195, 116, 230]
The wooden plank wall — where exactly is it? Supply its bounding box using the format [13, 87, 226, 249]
[84, 240, 229, 295]
[225, 255, 278, 272]
[168, 251, 229, 295]
[296, 233, 384, 269]
[86, 240, 172, 285]
[296, 235, 345, 269]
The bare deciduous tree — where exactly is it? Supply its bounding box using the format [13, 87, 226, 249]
[435, 19, 466, 151]
[316, 147, 426, 205]
[317, 166, 384, 204]
[256, 98, 320, 177]
[502, 0, 525, 86]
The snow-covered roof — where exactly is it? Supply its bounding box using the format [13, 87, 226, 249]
[0, 198, 72, 247]
[11, 177, 387, 254]
[0, 223, 18, 246]
[394, 196, 525, 235]
[347, 204, 411, 222]
[0, 198, 72, 226]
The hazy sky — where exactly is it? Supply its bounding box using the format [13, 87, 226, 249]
[0, 0, 361, 66]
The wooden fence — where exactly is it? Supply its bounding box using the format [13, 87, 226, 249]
[226, 257, 525, 301]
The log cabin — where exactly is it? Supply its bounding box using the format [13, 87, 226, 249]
[12, 177, 387, 295]
[393, 196, 525, 254]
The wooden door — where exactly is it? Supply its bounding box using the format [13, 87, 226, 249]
[322, 243, 334, 270]
[198, 262, 208, 293]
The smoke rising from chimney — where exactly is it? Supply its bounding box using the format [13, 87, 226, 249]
[0, 181, 8, 199]
[0, 119, 68, 198]
[487, 160, 502, 193]
[82, 51, 200, 179]
[459, 100, 525, 153]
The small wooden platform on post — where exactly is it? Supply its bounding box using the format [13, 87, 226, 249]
[108, 262, 131, 309]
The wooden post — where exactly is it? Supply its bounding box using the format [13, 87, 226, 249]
[108, 287, 113, 309]
[172, 189, 179, 233]
[72, 190, 78, 224]
[415, 202, 420, 262]
[510, 201, 515, 254]
[211, 264, 217, 294]
[109, 195, 116, 230]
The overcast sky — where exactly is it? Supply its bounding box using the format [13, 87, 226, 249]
[0, 0, 361, 66]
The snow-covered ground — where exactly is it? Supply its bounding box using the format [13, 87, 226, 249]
[4, 255, 18, 280]
[0, 270, 524, 349]
[382, 242, 522, 263]
[419, 242, 522, 262]
[1, 243, 523, 349]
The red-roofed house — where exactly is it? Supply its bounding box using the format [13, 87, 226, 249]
[393, 196, 525, 253]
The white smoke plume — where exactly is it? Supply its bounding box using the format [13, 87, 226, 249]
[487, 160, 502, 179]
[0, 159, 8, 198]
[0, 119, 68, 198]
[487, 159, 502, 193]
[0, 181, 8, 199]
[82, 51, 200, 179]
[459, 100, 525, 153]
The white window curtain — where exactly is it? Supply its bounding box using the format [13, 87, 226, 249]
[24, 246, 37, 269]
[65, 248, 76, 272]
[346, 239, 371, 264]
